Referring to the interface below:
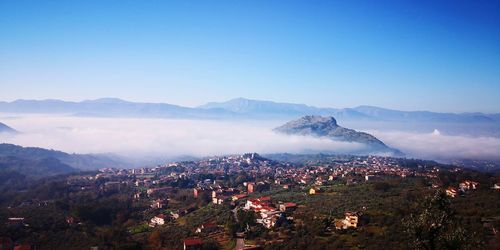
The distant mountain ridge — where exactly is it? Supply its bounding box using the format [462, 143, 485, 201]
[199, 98, 374, 120]
[274, 116, 403, 156]
[199, 97, 336, 117]
[0, 97, 498, 123]
[0, 98, 237, 119]
[352, 105, 495, 123]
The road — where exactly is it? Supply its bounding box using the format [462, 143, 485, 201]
[232, 207, 246, 250]
[235, 238, 245, 250]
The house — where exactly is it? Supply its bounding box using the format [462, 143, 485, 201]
[212, 197, 224, 205]
[193, 188, 200, 198]
[247, 182, 255, 193]
[343, 212, 361, 228]
[259, 215, 279, 229]
[245, 197, 272, 211]
[183, 238, 203, 250]
[279, 202, 297, 213]
[150, 214, 168, 227]
[309, 187, 321, 195]
[334, 212, 363, 230]
[445, 187, 458, 198]
[257, 210, 282, 229]
[244, 197, 283, 228]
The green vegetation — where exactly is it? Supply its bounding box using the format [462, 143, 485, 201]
[0, 154, 498, 249]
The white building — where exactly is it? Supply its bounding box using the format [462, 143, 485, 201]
[150, 214, 167, 227]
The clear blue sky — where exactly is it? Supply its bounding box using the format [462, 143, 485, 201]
[1, 0, 499, 113]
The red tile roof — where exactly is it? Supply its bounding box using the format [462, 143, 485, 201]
[155, 214, 167, 219]
[184, 238, 203, 246]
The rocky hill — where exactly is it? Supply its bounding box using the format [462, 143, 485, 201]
[274, 116, 403, 156]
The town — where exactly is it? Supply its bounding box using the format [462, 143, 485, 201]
[2, 153, 498, 249]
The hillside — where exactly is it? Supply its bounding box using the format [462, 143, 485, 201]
[0, 143, 131, 170]
[0, 156, 76, 178]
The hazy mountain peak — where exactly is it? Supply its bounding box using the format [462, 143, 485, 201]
[274, 115, 402, 156]
[82, 98, 129, 104]
[274, 116, 341, 136]
[198, 98, 327, 117]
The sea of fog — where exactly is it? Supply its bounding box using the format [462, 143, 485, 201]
[1, 113, 500, 162]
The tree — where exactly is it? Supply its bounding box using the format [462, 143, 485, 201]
[237, 210, 256, 230]
[403, 191, 480, 250]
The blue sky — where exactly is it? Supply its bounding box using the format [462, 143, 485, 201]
[0, 0, 499, 113]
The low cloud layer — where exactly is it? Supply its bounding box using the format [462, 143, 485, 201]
[1, 114, 499, 162]
[0, 115, 366, 157]
[369, 129, 500, 161]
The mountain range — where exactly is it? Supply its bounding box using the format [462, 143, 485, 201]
[1, 97, 498, 123]
[274, 116, 402, 156]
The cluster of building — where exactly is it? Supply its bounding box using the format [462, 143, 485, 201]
[242, 196, 296, 228]
[446, 180, 479, 198]
[271, 156, 442, 190]
[4, 151, 495, 250]
[59, 154, 463, 233]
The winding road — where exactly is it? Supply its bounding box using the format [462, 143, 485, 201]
[232, 207, 246, 250]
